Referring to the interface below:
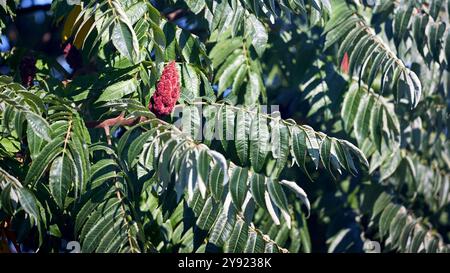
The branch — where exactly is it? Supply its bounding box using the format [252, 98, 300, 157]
[86, 112, 146, 145]
[165, 9, 185, 21]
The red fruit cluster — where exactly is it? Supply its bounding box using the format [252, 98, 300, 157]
[149, 61, 180, 116]
[63, 43, 82, 71]
[19, 56, 36, 87]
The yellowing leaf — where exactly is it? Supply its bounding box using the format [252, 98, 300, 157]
[62, 5, 82, 43]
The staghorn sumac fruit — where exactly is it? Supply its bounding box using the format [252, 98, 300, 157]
[19, 56, 36, 87]
[63, 43, 82, 71]
[149, 61, 180, 116]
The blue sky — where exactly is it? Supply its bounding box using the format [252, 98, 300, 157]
[20, 0, 53, 8]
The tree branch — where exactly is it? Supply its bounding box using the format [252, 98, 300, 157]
[86, 112, 146, 145]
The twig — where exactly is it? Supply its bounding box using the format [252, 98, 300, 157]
[86, 112, 146, 145]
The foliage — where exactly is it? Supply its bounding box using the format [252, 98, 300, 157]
[0, 0, 448, 253]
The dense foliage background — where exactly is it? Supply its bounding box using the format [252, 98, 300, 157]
[0, 0, 449, 253]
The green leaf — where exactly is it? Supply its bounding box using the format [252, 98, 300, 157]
[96, 78, 138, 102]
[126, 2, 148, 25]
[319, 136, 332, 175]
[426, 236, 439, 253]
[209, 163, 225, 201]
[182, 63, 200, 99]
[185, 0, 206, 14]
[225, 219, 249, 253]
[372, 192, 392, 220]
[272, 121, 289, 177]
[429, 0, 443, 20]
[409, 226, 426, 253]
[250, 173, 266, 209]
[196, 197, 219, 231]
[24, 137, 64, 185]
[112, 19, 139, 63]
[210, 37, 243, 69]
[380, 151, 402, 181]
[219, 105, 235, 151]
[303, 126, 321, 170]
[229, 166, 249, 210]
[209, 206, 236, 246]
[389, 207, 407, 247]
[27, 125, 45, 160]
[413, 14, 429, 57]
[244, 231, 265, 253]
[379, 203, 400, 238]
[397, 71, 422, 109]
[1, 183, 14, 215]
[333, 138, 357, 175]
[399, 219, 416, 251]
[291, 126, 313, 181]
[127, 130, 155, 167]
[246, 14, 268, 57]
[341, 140, 369, 168]
[17, 187, 40, 222]
[232, 65, 247, 95]
[157, 139, 179, 192]
[267, 179, 291, 227]
[235, 110, 251, 165]
[355, 94, 375, 142]
[369, 102, 383, 151]
[280, 180, 310, 217]
[408, 71, 422, 109]
[367, 51, 387, 90]
[180, 150, 199, 203]
[337, 26, 365, 65]
[198, 150, 211, 192]
[325, 16, 360, 50]
[245, 72, 262, 105]
[49, 154, 73, 208]
[25, 111, 51, 142]
[218, 55, 245, 95]
[393, 3, 413, 46]
[249, 113, 269, 172]
[264, 189, 280, 225]
[427, 21, 446, 63]
[182, 105, 201, 140]
[445, 31, 450, 67]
